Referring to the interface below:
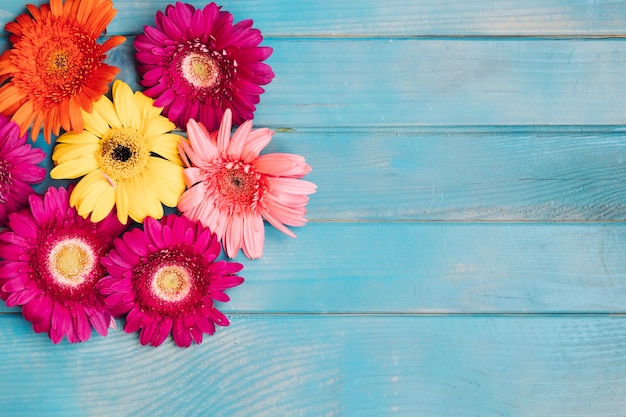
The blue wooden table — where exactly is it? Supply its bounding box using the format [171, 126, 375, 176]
[2, 1, 626, 416]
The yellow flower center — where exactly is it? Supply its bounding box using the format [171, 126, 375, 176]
[151, 265, 192, 302]
[181, 52, 220, 89]
[48, 238, 95, 287]
[96, 127, 149, 183]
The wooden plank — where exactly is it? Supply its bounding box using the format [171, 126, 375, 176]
[23, 127, 626, 221]
[101, 38, 626, 127]
[261, 128, 626, 221]
[0, 314, 625, 417]
[3, 0, 626, 36]
[3, 222, 626, 314]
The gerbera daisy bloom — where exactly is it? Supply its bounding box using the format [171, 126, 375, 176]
[0, 186, 125, 343]
[0, 0, 126, 143]
[98, 214, 244, 347]
[50, 80, 186, 225]
[177, 109, 316, 259]
[134, 2, 274, 132]
[0, 115, 46, 227]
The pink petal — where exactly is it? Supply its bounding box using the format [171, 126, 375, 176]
[242, 214, 264, 259]
[254, 153, 312, 177]
[216, 108, 233, 152]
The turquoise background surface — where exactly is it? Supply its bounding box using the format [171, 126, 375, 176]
[2, 1, 626, 415]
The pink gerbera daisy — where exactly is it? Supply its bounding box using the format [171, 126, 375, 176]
[177, 109, 316, 259]
[0, 115, 45, 227]
[0, 186, 125, 343]
[134, 2, 274, 131]
[98, 214, 244, 347]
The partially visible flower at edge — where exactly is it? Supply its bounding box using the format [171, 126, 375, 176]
[0, 115, 45, 227]
[0, 186, 125, 343]
[0, 0, 126, 143]
[134, 1, 274, 132]
[50, 80, 186, 225]
[99, 214, 244, 347]
[178, 108, 316, 259]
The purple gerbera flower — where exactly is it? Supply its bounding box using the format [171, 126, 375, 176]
[99, 214, 244, 347]
[0, 186, 125, 343]
[0, 115, 45, 227]
[134, 2, 274, 131]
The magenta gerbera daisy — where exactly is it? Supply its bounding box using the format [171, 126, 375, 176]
[0, 115, 45, 227]
[134, 2, 274, 131]
[98, 214, 244, 347]
[177, 109, 316, 259]
[0, 186, 125, 343]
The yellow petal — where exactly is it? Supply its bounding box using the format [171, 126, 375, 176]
[148, 133, 184, 164]
[114, 183, 130, 224]
[144, 116, 176, 141]
[70, 171, 112, 215]
[50, 157, 99, 179]
[113, 80, 139, 129]
[147, 158, 186, 206]
[82, 106, 111, 137]
[126, 175, 163, 223]
[54, 130, 100, 145]
[89, 186, 116, 223]
[51, 143, 99, 164]
[93, 94, 121, 129]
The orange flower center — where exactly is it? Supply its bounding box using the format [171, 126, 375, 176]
[181, 52, 220, 89]
[151, 265, 192, 302]
[48, 238, 95, 287]
[15, 21, 102, 105]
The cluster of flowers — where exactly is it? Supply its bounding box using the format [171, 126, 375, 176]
[0, 0, 315, 347]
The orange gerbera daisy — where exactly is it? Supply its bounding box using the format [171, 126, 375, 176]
[0, 0, 126, 143]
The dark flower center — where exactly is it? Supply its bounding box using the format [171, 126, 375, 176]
[112, 145, 133, 162]
[96, 127, 149, 182]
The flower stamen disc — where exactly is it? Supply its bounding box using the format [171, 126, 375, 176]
[216, 164, 262, 211]
[48, 238, 96, 287]
[181, 52, 220, 89]
[96, 127, 150, 182]
[152, 265, 192, 302]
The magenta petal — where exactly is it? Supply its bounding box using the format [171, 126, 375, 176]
[153, 317, 173, 346]
[140, 320, 158, 346]
[173, 318, 192, 347]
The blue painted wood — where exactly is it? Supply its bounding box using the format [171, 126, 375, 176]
[4, 0, 626, 36]
[101, 39, 626, 127]
[0, 0, 625, 415]
[1, 314, 625, 417]
[17, 126, 626, 222]
[3, 222, 626, 314]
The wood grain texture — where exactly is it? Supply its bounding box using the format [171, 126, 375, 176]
[18, 127, 626, 222]
[3, 222, 626, 314]
[0, 0, 624, 415]
[1, 314, 625, 417]
[3, 0, 626, 36]
[101, 39, 626, 128]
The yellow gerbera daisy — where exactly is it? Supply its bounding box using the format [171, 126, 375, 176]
[51, 80, 186, 224]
